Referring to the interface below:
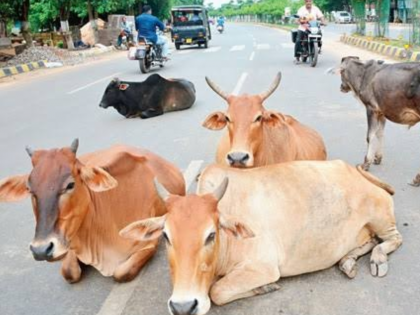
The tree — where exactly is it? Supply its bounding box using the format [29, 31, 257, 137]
[58, 0, 75, 49]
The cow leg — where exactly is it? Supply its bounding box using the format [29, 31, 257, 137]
[368, 209, 403, 277]
[113, 243, 157, 283]
[373, 114, 386, 165]
[363, 109, 382, 170]
[60, 250, 82, 283]
[210, 263, 280, 306]
[139, 108, 163, 119]
[339, 238, 378, 279]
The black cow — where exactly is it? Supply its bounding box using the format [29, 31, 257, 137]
[340, 56, 420, 186]
[99, 74, 196, 119]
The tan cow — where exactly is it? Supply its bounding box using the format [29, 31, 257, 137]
[121, 161, 401, 315]
[0, 140, 185, 283]
[203, 72, 327, 167]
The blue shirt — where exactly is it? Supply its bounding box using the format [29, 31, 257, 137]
[135, 13, 165, 43]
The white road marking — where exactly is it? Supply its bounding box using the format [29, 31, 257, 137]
[249, 51, 255, 61]
[183, 160, 204, 192]
[95, 160, 203, 315]
[230, 45, 245, 51]
[232, 72, 248, 95]
[178, 50, 194, 54]
[256, 44, 270, 50]
[67, 72, 121, 95]
[281, 43, 295, 49]
[204, 46, 221, 53]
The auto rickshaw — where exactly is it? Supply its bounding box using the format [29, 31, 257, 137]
[170, 5, 211, 50]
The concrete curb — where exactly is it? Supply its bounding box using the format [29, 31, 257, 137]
[0, 60, 48, 78]
[340, 34, 420, 61]
[0, 46, 116, 78]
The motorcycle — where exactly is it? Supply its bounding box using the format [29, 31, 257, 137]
[117, 30, 134, 50]
[217, 24, 224, 34]
[137, 35, 166, 74]
[292, 18, 323, 67]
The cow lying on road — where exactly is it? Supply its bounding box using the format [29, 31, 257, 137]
[0, 140, 185, 283]
[340, 56, 420, 185]
[121, 160, 401, 315]
[203, 72, 327, 167]
[99, 73, 196, 119]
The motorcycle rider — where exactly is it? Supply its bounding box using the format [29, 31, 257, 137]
[294, 0, 326, 63]
[217, 16, 225, 31]
[135, 5, 170, 60]
[117, 16, 132, 48]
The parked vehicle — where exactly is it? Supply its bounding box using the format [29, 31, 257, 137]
[291, 19, 323, 67]
[334, 11, 352, 24]
[170, 5, 212, 50]
[136, 33, 167, 73]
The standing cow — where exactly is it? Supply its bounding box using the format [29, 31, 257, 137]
[0, 140, 185, 283]
[121, 161, 401, 315]
[203, 72, 327, 168]
[99, 73, 196, 119]
[340, 56, 420, 186]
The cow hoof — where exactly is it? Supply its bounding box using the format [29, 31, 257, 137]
[253, 283, 281, 295]
[339, 258, 358, 279]
[361, 162, 371, 171]
[370, 247, 388, 277]
[408, 175, 420, 187]
[374, 156, 383, 165]
[370, 260, 388, 277]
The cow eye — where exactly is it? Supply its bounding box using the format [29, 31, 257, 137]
[225, 116, 231, 123]
[66, 182, 75, 191]
[205, 232, 216, 246]
[162, 231, 171, 245]
[254, 115, 263, 123]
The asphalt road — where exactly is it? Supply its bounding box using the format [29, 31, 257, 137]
[0, 23, 419, 315]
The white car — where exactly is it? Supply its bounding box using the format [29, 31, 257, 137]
[335, 11, 352, 24]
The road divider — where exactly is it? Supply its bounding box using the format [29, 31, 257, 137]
[0, 60, 47, 78]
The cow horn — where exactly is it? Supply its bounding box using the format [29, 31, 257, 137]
[154, 178, 171, 201]
[70, 138, 79, 154]
[205, 77, 229, 100]
[25, 146, 34, 157]
[212, 177, 229, 202]
[259, 72, 282, 101]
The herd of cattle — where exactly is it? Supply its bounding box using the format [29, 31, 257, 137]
[0, 57, 419, 315]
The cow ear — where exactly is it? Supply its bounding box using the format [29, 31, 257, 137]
[80, 165, 118, 192]
[219, 213, 255, 239]
[0, 175, 30, 202]
[120, 216, 166, 241]
[119, 84, 129, 91]
[263, 111, 286, 127]
[202, 112, 228, 130]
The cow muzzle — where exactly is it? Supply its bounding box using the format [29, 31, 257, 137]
[226, 151, 252, 168]
[168, 296, 210, 315]
[99, 102, 109, 108]
[30, 238, 67, 262]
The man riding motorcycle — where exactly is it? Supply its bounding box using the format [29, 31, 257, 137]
[294, 0, 326, 64]
[135, 5, 169, 60]
[117, 16, 133, 48]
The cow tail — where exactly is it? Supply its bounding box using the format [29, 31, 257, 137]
[356, 165, 395, 195]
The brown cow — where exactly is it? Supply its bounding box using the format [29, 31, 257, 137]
[339, 56, 420, 185]
[202, 72, 327, 167]
[0, 140, 185, 283]
[121, 161, 401, 315]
